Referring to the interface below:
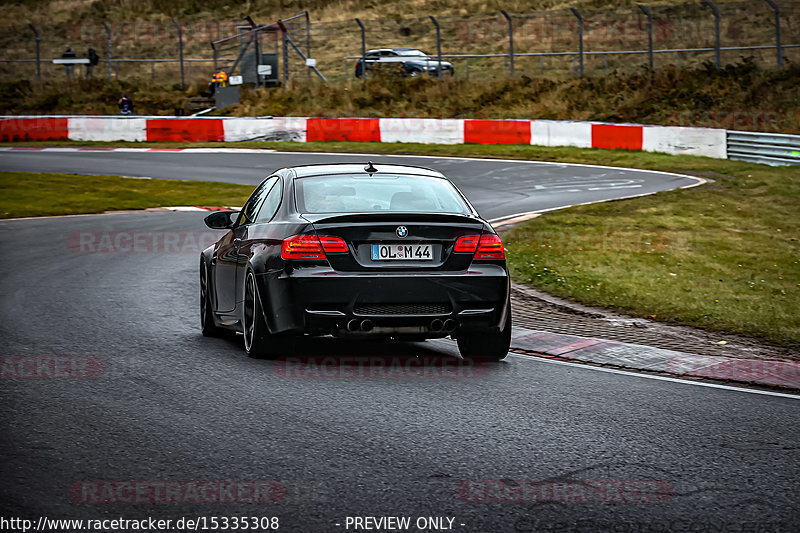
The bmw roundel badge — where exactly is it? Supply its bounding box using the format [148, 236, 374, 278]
[396, 226, 408, 238]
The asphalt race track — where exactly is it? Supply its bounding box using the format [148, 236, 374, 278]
[1, 150, 798, 532]
[0, 149, 700, 220]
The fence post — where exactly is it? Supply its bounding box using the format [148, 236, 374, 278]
[245, 17, 261, 89]
[28, 24, 41, 80]
[305, 11, 311, 80]
[102, 22, 112, 79]
[429, 15, 442, 79]
[637, 4, 654, 70]
[355, 18, 366, 80]
[764, 0, 782, 69]
[282, 29, 289, 91]
[702, 0, 721, 68]
[570, 8, 584, 77]
[172, 19, 185, 89]
[254, 28, 262, 89]
[500, 10, 514, 77]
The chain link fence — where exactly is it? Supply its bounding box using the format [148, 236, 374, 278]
[332, 0, 799, 81]
[0, 1, 797, 86]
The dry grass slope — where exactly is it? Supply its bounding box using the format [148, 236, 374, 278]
[2, 60, 798, 134]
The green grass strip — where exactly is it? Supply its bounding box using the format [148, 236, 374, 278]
[0, 171, 253, 219]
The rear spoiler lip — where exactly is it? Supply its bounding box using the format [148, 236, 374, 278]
[300, 212, 485, 226]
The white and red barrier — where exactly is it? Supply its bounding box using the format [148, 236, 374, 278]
[0, 115, 727, 158]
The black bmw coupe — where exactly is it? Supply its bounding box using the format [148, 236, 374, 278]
[200, 162, 511, 361]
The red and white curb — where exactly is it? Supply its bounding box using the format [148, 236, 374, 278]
[510, 328, 800, 390]
[0, 115, 728, 159]
[0, 146, 276, 153]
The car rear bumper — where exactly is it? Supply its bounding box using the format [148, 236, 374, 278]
[256, 264, 509, 338]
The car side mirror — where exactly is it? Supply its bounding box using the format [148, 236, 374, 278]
[204, 210, 239, 230]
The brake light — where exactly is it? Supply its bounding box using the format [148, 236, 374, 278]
[319, 235, 349, 253]
[454, 235, 479, 253]
[281, 235, 348, 260]
[475, 234, 505, 259]
[281, 235, 324, 260]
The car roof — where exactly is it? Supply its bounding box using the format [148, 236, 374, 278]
[286, 163, 445, 179]
[365, 48, 424, 54]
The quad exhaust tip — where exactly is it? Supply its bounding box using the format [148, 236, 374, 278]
[347, 318, 453, 333]
[346, 319, 374, 332]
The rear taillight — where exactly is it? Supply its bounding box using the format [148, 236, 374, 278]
[475, 234, 505, 259]
[319, 236, 349, 253]
[281, 235, 324, 260]
[454, 234, 505, 259]
[281, 235, 348, 260]
[454, 235, 480, 253]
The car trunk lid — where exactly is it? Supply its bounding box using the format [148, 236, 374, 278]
[304, 213, 486, 272]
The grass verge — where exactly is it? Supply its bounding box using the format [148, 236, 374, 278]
[2, 141, 798, 346]
[500, 168, 799, 347]
[0, 171, 253, 219]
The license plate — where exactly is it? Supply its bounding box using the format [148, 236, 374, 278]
[371, 243, 433, 261]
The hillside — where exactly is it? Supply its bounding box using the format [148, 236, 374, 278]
[2, 60, 798, 135]
[2, 0, 768, 24]
[0, 0, 797, 132]
[1, 0, 797, 85]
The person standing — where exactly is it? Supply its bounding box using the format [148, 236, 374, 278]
[118, 94, 134, 115]
[62, 45, 76, 80]
[214, 69, 228, 88]
[206, 69, 228, 96]
[86, 46, 99, 78]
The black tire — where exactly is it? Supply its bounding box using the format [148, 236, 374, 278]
[407, 68, 422, 78]
[243, 271, 294, 359]
[200, 261, 225, 337]
[457, 307, 511, 362]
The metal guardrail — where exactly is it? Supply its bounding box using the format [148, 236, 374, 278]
[727, 131, 800, 166]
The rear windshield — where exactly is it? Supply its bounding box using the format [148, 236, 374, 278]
[397, 50, 429, 57]
[295, 174, 471, 215]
